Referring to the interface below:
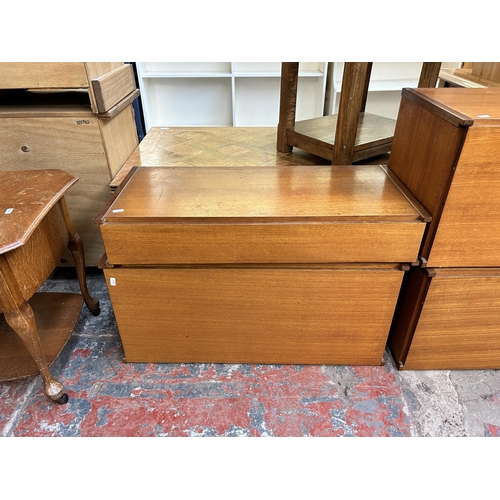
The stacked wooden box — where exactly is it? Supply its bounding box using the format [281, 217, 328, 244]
[97, 164, 429, 366]
[0, 62, 140, 266]
[388, 87, 500, 369]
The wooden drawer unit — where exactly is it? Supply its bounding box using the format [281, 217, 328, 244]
[97, 165, 429, 365]
[389, 267, 500, 370]
[388, 87, 500, 268]
[0, 62, 140, 267]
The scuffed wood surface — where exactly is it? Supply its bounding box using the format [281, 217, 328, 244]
[0, 170, 77, 253]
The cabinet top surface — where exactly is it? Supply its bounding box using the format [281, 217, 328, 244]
[411, 88, 500, 123]
[0, 169, 77, 254]
[101, 165, 426, 223]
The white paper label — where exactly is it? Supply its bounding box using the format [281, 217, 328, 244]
[110, 277, 116, 286]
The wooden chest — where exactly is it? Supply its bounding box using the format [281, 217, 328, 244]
[97, 165, 428, 365]
[388, 87, 500, 268]
[390, 267, 500, 369]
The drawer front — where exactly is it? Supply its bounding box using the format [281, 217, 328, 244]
[104, 266, 404, 365]
[101, 221, 425, 265]
[403, 269, 500, 370]
[0, 117, 105, 164]
[0, 62, 88, 89]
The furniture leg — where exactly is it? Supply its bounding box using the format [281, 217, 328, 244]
[418, 62, 442, 88]
[332, 62, 371, 164]
[0, 256, 67, 403]
[59, 198, 100, 316]
[277, 62, 299, 153]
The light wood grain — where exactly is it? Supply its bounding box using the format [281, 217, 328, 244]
[403, 268, 500, 370]
[104, 266, 404, 365]
[110, 127, 332, 189]
[0, 104, 138, 266]
[102, 221, 426, 266]
[428, 126, 500, 267]
[0, 63, 88, 89]
[91, 64, 137, 113]
[99, 104, 139, 178]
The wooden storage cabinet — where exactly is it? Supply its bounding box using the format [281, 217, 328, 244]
[0, 62, 140, 266]
[105, 265, 405, 365]
[388, 87, 500, 268]
[390, 267, 500, 370]
[388, 87, 500, 369]
[97, 165, 429, 366]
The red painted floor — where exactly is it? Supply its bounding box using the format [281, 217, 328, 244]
[1, 268, 500, 437]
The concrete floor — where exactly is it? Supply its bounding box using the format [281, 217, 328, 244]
[1, 268, 499, 437]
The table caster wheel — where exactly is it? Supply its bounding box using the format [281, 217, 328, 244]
[54, 393, 69, 405]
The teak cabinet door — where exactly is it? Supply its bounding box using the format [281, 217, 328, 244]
[390, 267, 500, 370]
[104, 266, 404, 366]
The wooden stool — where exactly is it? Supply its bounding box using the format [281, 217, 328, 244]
[0, 170, 100, 404]
[277, 62, 442, 164]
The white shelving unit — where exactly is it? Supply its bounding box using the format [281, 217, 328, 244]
[136, 62, 327, 130]
[325, 62, 461, 119]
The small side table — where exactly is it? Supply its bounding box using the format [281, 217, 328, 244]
[0, 169, 100, 404]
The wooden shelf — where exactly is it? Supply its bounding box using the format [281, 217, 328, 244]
[290, 113, 396, 162]
[0, 293, 82, 381]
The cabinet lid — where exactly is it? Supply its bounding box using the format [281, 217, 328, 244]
[402, 88, 500, 127]
[99, 165, 429, 224]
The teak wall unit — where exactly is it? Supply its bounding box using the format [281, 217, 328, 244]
[0, 62, 140, 266]
[388, 87, 500, 369]
[97, 164, 429, 366]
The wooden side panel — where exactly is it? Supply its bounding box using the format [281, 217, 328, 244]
[0, 63, 88, 89]
[91, 64, 136, 113]
[0, 117, 110, 266]
[5, 203, 68, 301]
[404, 269, 500, 369]
[428, 126, 500, 267]
[388, 96, 467, 259]
[101, 221, 426, 265]
[84, 63, 123, 113]
[104, 267, 404, 365]
[99, 104, 139, 178]
[388, 266, 432, 366]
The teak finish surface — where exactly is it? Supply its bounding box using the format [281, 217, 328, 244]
[414, 87, 500, 122]
[399, 268, 500, 370]
[103, 165, 425, 223]
[104, 266, 404, 365]
[99, 166, 428, 265]
[428, 126, 500, 267]
[389, 87, 500, 266]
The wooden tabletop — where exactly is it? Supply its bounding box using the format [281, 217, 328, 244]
[110, 127, 332, 189]
[0, 169, 78, 253]
[101, 165, 428, 224]
[407, 87, 500, 124]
